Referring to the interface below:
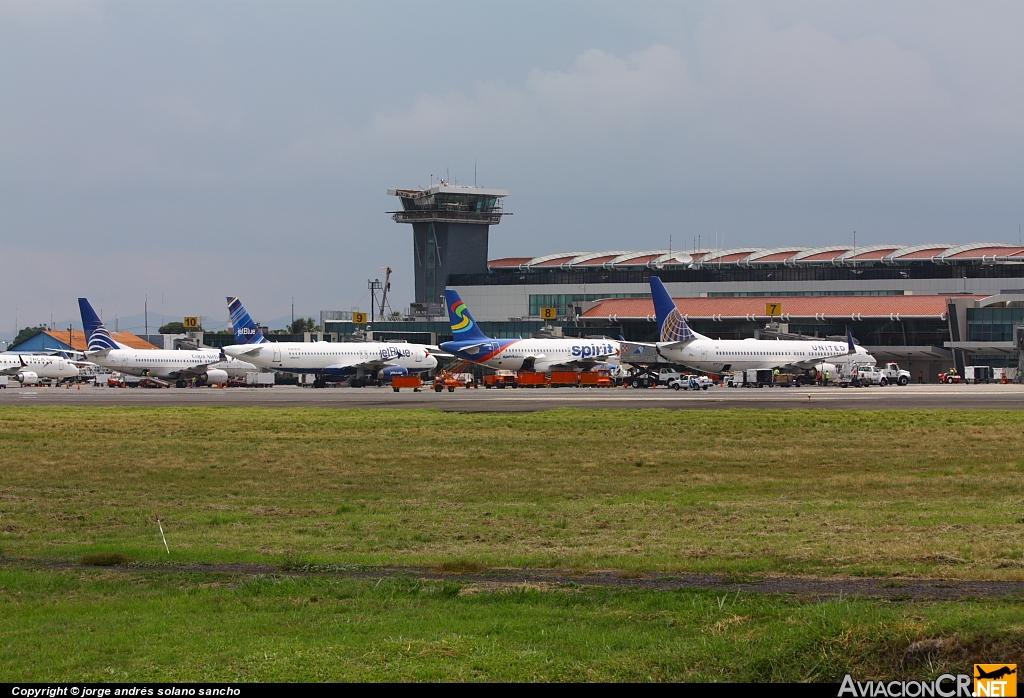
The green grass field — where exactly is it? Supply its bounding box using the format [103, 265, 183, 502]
[1, 407, 1023, 680]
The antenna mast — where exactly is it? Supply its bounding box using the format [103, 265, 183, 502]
[378, 267, 393, 320]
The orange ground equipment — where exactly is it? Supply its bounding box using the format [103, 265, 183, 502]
[433, 361, 478, 392]
[579, 370, 613, 387]
[549, 371, 579, 387]
[483, 370, 518, 388]
[391, 376, 423, 392]
[516, 371, 547, 387]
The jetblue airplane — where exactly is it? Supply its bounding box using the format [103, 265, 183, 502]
[637, 277, 874, 374]
[0, 353, 79, 385]
[220, 296, 437, 387]
[439, 289, 619, 372]
[78, 298, 256, 386]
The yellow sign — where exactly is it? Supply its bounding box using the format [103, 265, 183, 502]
[540, 307, 558, 320]
[765, 303, 782, 317]
[975, 665, 1017, 697]
[352, 312, 368, 325]
[183, 316, 200, 329]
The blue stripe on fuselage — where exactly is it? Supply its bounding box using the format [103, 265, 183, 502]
[441, 338, 520, 363]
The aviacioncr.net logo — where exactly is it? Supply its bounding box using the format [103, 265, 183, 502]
[975, 665, 1017, 697]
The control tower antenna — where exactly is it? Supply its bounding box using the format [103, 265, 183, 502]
[368, 278, 382, 321]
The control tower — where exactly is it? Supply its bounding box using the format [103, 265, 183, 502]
[389, 182, 508, 309]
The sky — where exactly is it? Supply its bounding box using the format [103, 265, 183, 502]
[2, 1, 1023, 340]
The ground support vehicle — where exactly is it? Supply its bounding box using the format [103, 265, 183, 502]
[656, 368, 684, 385]
[392, 376, 423, 392]
[549, 371, 580, 387]
[433, 363, 477, 392]
[773, 373, 797, 387]
[668, 375, 713, 391]
[579, 370, 613, 387]
[483, 370, 518, 388]
[939, 368, 962, 384]
[107, 373, 141, 388]
[879, 363, 911, 386]
[964, 366, 992, 384]
[852, 365, 888, 386]
[245, 372, 275, 387]
[628, 373, 657, 388]
[729, 369, 775, 387]
[516, 371, 547, 388]
[0, 376, 7, 389]
[137, 377, 170, 389]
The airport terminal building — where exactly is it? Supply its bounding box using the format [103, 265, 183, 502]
[320, 184, 1024, 381]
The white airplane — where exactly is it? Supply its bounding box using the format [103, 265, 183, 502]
[78, 298, 256, 386]
[439, 290, 620, 372]
[220, 297, 438, 387]
[630, 277, 874, 374]
[0, 353, 79, 385]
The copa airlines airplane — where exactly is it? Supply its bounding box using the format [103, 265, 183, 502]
[220, 296, 438, 387]
[439, 290, 620, 372]
[78, 298, 257, 386]
[638, 277, 874, 374]
[1, 353, 79, 385]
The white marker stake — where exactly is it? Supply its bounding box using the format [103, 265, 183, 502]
[157, 518, 170, 554]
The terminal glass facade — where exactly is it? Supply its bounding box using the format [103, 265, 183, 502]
[708, 290, 904, 297]
[966, 307, 1024, 342]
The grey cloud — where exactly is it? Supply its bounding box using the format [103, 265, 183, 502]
[1, 2, 1022, 338]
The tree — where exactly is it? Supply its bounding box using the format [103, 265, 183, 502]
[13, 326, 48, 346]
[288, 317, 318, 334]
[159, 322, 186, 334]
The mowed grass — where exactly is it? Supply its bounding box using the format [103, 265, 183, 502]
[1, 407, 1022, 577]
[2, 407, 1024, 681]
[2, 567, 1023, 681]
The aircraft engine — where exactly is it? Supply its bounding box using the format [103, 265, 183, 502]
[16, 371, 39, 385]
[379, 365, 409, 381]
[196, 369, 229, 386]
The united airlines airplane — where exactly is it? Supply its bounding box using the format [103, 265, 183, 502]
[221, 297, 437, 387]
[78, 298, 256, 386]
[439, 290, 619, 372]
[0, 353, 79, 385]
[637, 277, 874, 374]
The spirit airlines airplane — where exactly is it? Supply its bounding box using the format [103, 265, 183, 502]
[220, 296, 438, 387]
[639, 277, 874, 374]
[1, 353, 79, 385]
[439, 290, 620, 372]
[78, 298, 257, 387]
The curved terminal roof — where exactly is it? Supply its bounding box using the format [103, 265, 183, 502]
[489, 243, 1024, 271]
[581, 295, 985, 321]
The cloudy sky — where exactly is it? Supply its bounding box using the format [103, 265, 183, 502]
[2, 1, 1022, 338]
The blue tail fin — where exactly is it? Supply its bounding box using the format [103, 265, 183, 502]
[227, 297, 267, 345]
[78, 298, 120, 351]
[444, 289, 490, 342]
[650, 277, 696, 343]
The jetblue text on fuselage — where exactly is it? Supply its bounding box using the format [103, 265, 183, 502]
[380, 346, 412, 359]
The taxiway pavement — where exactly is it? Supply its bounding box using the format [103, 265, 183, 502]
[1, 383, 1022, 411]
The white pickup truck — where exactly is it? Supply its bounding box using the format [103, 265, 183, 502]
[668, 374, 714, 391]
[852, 363, 911, 387]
